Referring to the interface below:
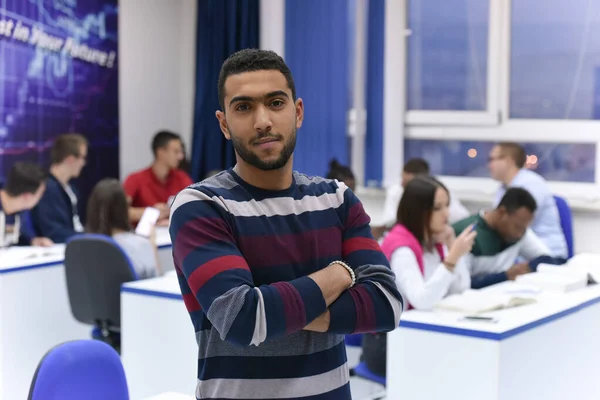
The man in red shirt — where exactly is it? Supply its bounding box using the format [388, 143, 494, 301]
[124, 131, 193, 224]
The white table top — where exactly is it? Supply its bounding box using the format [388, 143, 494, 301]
[143, 392, 195, 400]
[0, 227, 172, 274]
[400, 281, 600, 340]
[122, 273, 182, 299]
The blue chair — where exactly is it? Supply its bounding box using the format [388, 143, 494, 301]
[554, 195, 574, 258]
[355, 361, 386, 386]
[28, 340, 129, 400]
[345, 333, 363, 347]
[64, 234, 139, 350]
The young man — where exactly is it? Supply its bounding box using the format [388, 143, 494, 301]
[374, 158, 470, 238]
[124, 131, 192, 224]
[1, 162, 53, 248]
[488, 142, 567, 259]
[31, 134, 87, 243]
[453, 187, 564, 289]
[169, 49, 403, 400]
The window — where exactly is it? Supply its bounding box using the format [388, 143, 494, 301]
[407, 0, 489, 111]
[510, 0, 600, 120]
[404, 139, 596, 183]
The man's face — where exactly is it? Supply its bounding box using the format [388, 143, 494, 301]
[64, 144, 87, 178]
[401, 171, 415, 188]
[157, 139, 184, 169]
[496, 206, 534, 243]
[488, 145, 512, 181]
[215, 70, 304, 171]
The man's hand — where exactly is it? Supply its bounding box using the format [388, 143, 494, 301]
[31, 237, 54, 247]
[156, 218, 170, 227]
[506, 262, 531, 281]
[153, 203, 170, 219]
[304, 310, 330, 333]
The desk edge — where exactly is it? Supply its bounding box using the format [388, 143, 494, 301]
[121, 285, 182, 301]
[0, 260, 63, 275]
[399, 293, 600, 341]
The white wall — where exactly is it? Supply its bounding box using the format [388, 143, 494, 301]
[119, 0, 197, 179]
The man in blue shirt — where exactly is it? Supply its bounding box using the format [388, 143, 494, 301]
[31, 134, 87, 243]
[488, 142, 567, 260]
[0, 162, 52, 248]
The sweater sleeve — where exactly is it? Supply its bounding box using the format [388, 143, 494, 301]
[327, 184, 404, 334]
[392, 247, 455, 310]
[169, 187, 327, 347]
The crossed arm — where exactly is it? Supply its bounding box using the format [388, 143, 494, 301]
[170, 186, 403, 347]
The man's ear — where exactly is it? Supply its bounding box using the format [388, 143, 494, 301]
[497, 206, 507, 218]
[215, 110, 231, 140]
[294, 98, 304, 129]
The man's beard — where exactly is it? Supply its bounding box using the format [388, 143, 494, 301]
[230, 127, 297, 171]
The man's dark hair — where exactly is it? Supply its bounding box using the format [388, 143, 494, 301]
[4, 162, 46, 197]
[326, 158, 355, 182]
[497, 142, 527, 168]
[403, 158, 430, 175]
[397, 175, 449, 244]
[217, 49, 297, 110]
[498, 187, 537, 214]
[51, 133, 88, 164]
[152, 130, 181, 156]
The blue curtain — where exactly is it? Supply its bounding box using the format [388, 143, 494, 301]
[364, 0, 385, 185]
[285, 0, 350, 178]
[190, 0, 259, 181]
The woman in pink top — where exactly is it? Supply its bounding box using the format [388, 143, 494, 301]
[382, 176, 476, 310]
[361, 176, 476, 377]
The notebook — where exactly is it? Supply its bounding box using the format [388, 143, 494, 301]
[537, 264, 600, 284]
[516, 270, 588, 293]
[435, 289, 536, 314]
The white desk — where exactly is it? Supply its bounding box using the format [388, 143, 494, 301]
[387, 283, 600, 400]
[0, 228, 173, 400]
[0, 246, 89, 400]
[121, 275, 197, 400]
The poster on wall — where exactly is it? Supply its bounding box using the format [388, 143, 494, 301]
[0, 0, 118, 205]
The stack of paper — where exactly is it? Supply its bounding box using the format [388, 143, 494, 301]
[516, 269, 588, 293]
[435, 290, 536, 314]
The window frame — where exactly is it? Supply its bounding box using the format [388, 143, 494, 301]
[384, 0, 600, 206]
[404, 0, 503, 126]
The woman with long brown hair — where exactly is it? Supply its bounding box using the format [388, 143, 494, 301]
[86, 178, 161, 278]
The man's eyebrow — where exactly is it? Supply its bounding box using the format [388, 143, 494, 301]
[228, 91, 290, 107]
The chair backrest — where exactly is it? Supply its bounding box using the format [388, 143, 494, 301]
[64, 234, 138, 328]
[553, 195, 574, 258]
[28, 340, 129, 400]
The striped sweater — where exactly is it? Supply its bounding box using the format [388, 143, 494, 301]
[169, 169, 403, 400]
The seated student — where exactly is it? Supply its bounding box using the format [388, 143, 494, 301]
[374, 158, 470, 239]
[325, 158, 356, 191]
[453, 187, 565, 289]
[86, 179, 161, 279]
[361, 176, 476, 377]
[488, 142, 567, 259]
[124, 131, 193, 225]
[31, 133, 87, 243]
[0, 162, 53, 248]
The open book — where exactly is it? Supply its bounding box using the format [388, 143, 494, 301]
[435, 289, 536, 314]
